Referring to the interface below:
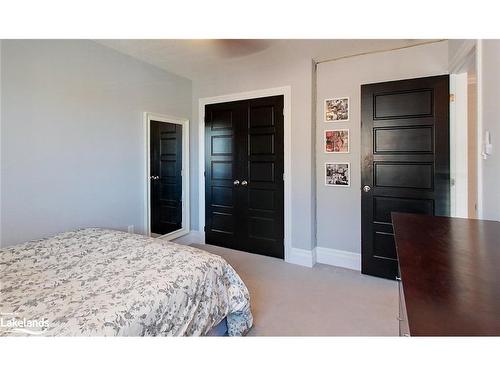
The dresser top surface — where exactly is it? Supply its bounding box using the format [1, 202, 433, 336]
[393, 213, 500, 336]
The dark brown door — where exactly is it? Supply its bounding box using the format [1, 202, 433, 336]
[205, 95, 284, 259]
[150, 121, 183, 235]
[361, 75, 450, 279]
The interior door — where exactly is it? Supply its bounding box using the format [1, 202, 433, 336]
[361, 75, 450, 279]
[150, 120, 183, 235]
[204, 100, 247, 250]
[205, 95, 284, 259]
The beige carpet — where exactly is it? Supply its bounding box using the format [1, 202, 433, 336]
[190, 243, 398, 336]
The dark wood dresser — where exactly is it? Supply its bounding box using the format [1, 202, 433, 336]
[392, 213, 500, 336]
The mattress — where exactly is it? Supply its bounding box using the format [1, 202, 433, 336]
[0, 228, 253, 336]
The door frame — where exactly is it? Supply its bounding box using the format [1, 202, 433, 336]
[143, 112, 190, 240]
[449, 40, 482, 219]
[198, 86, 292, 262]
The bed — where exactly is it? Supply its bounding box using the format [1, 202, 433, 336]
[0, 228, 253, 336]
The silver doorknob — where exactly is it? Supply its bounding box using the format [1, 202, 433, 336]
[233, 180, 240, 186]
[241, 180, 248, 186]
[363, 185, 371, 192]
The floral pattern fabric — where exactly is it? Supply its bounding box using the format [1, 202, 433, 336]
[0, 228, 253, 336]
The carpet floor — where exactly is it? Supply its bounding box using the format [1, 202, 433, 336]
[189, 243, 398, 336]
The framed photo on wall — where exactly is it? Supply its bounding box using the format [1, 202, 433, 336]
[325, 97, 349, 122]
[325, 162, 350, 187]
[325, 129, 349, 153]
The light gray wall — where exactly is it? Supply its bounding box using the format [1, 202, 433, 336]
[315, 41, 449, 253]
[0, 40, 192, 246]
[481, 40, 500, 221]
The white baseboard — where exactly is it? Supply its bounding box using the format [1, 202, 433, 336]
[174, 233, 360, 272]
[171, 230, 205, 245]
[286, 247, 316, 268]
[286, 246, 360, 271]
[315, 246, 361, 271]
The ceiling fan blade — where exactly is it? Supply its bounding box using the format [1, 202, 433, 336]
[211, 39, 271, 58]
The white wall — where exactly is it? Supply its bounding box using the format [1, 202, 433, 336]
[315, 42, 449, 254]
[480, 40, 500, 221]
[0, 40, 192, 246]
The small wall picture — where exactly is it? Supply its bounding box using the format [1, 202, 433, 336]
[325, 97, 349, 122]
[325, 129, 349, 153]
[325, 162, 350, 187]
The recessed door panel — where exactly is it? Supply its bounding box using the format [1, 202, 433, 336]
[212, 135, 232, 155]
[373, 196, 434, 224]
[212, 212, 234, 234]
[250, 161, 275, 182]
[373, 232, 397, 260]
[249, 217, 275, 240]
[211, 161, 232, 180]
[212, 186, 233, 208]
[374, 90, 433, 119]
[249, 189, 275, 211]
[250, 134, 275, 155]
[374, 163, 433, 189]
[249, 105, 275, 127]
[374, 126, 433, 153]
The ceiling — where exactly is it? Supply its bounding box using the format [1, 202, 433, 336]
[96, 39, 440, 81]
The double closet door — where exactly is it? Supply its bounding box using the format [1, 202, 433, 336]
[205, 95, 284, 259]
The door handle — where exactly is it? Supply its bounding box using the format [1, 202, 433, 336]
[241, 180, 248, 186]
[363, 185, 371, 192]
[233, 180, 240, 186]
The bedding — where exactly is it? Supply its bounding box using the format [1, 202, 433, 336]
[0, 228, 253, 336]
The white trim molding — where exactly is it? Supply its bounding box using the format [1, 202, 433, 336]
[198, 86, 293, 263]
[315, 247, 361, 271]
[476, 40, 484, 219]
[286, 246, 361, 271]
[170, 230, 204, 246]
[288, 247, 317, 268]
[449, 73, 469, 218]
[143, 112, 190, 241]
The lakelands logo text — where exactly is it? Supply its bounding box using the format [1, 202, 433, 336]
[0, 312, 49, 335]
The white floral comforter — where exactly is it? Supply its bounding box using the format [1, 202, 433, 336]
[0, 229, 253, 336]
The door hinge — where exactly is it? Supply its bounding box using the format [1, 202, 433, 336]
[449, 94, 455, 103]
[203, 171, 206, 178]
